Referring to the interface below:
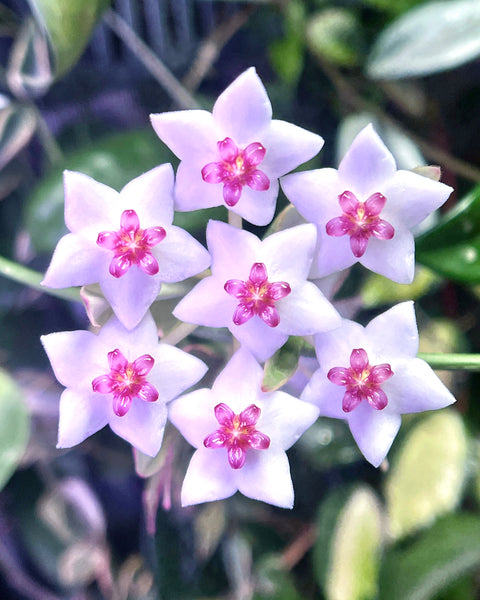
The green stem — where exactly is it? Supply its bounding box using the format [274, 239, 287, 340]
[419, 353, 480, 371]
[0, 255, 81, 303]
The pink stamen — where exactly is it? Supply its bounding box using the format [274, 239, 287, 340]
[92, 349, 158, 417]
[327, 348, 393, 412]
[204, 403, 270, 469]
[97, 209, 166, 278]
[201, 137, 270, 207]
[326, 191, 394, 257]
[224, 262, 291, 328]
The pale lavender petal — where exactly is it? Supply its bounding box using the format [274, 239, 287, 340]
[275, 281, 341, 336]
[212, 68, 272, 143]
[119, 164, 175, 226]
[382, 169, 453, 228]
[314, 319, 369, 374]
[168, 389, 218, 449]
[365, 301, 418, 359]
[223, 181, 242, 207]
[338, 124, 397, 198]
[261, 223, 317, 282]
[236, 449, 293, 508]
[223, 177, 279, 226]
[350, 348, 369, 371]
[259, 391, 319, 450]
[98, 313, 159, 356]
[63, 170, 119, 234]
[301, 370, 346, 419]
[212, 348, 263, 408]
[181, 448, 238, 506]
[110, 398, 167, 457]
[383, 358, 456, 414]
[41, 330, 100, 388]
[173, 276, 234, 328]
[245, 170, 270, 191]
[261, 120, 324, 178]
[215, 403, 235, 427]
[348, 402, 401, 467]
[174, 159, 223, 211]
[281, 168, 342, 224]
[153, 225, 210, 283]
[361, 227, 415, 284]
[150, 110, 218, 160]
[57, 389, 110, 449]
[42, 234, 108, 289]
[148, 343, 208, 403]
[230, 317, 288, 362]
[313, 228, 357, 278]
[206, 220, 259, 280]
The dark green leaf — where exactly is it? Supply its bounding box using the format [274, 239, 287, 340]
[0, 370, 29, 491]
[262, 337, 305, 392]
[306, 8, 362, 67]
[367, 0, 480, 79]
[254, 555, 303, 600]
[269, 0, 305, 86]
[28, 0, 110, 76]
[379, 514, 480, 600]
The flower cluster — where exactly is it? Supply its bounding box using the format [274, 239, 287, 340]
[42, 67, 455, 509]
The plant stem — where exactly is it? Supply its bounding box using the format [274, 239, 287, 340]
[0, 255, 81, 302]
[419, 353, 480, 371]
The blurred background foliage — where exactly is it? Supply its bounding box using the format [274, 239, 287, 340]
[1, 0, 480, 598]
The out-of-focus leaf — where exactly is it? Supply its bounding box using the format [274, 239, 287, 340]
[385, 410, 467, 541]
[361, 266, 439, 308]
[306, 8, 362, 67]
[0, 102, 37, 169]
[7, 17, 52, 98]
[254, 555, 303, 600]
[269, 0, 305, 86]
[28, 0, 110, 76]
[416, 185, 480, 284]
[367, 0, 480, 79]
[58, 541, 106, 587]
[262, 336, 304, 392]
[314, 486, 383, 600]
[297, 418, 362, 469]
[266, 203, 306, 236]
[194, 502, 226, 562]
[378, 514, 480, 600]
[0, 369, 29, 491]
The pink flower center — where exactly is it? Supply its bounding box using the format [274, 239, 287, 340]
[224, 262, 291, 328]
[92, 348, 159, 417]
[326, 191, 395, 258]
[327, 348, 393, 413]
[97, 209, 166, 278]
[201, 137, 270, 207]
[204, 403, 270, 469]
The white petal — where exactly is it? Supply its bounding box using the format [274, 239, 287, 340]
[382, 169, 453, 228]
[42, 233, 108, 288]
[57, 388, 109, 449]
[173, 276, 234, 327]
[348, 402, 401, 467]
[100, 266, 161, 330]
[120, 164, 175, 226]
[168, 389, 218, 449]
[228, 181, 279, 227]
[261, 224, 316, 282]
[314, 227, 357, 278]
[41, 330, 100, 388]
[212, 347, 263, 409]
[150, 110, 218, 160]
[261, 120, 324, 178]
[150, 343, 207, 402]
[365, 301, 418, 360]
[384, 358, 456, 414]
[207, 220, 260, 279]
[212, 68, 272, 143]
[281, 168, 342, 224]
[236, 449, 294, 509]
[338, 124, 397, 198]
[360, 226, 415, 283]
[109, 398, 167, 456]
[63, 170, 119, 234]
[277, 281, 341, 335]
[98, 313, 159, 357]
[314, 319, 368, 373]
[301, 369, 346, 419]
[181, 447, 238, 506]
[174, 159, 223, 211]
[230, 318, 288, 362]
[154, 226, 210, 282]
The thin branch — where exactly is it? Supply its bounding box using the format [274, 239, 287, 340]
[280, 524, 317, 570]
[419, 352, 480, 371]
[182, 6, 256, 92]
[103, 9, 200, 110]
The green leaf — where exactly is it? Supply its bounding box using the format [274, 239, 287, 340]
[367, 0, 480, 79]
[262, 336, 305, 392]
[0, 369, 29, 491]
[385, 410, 467, 541]
[416, 185, 480, 284]
[269, 0, 305, 86]
[378, 514, 480, 600]
[314, 486, 383, 600]
[254, 555, 303, 600]
[28, 0, 110, 76]
[306, 8, 362, 67]
[361, 266, 439, 308]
